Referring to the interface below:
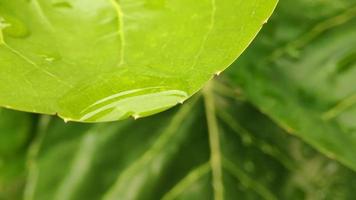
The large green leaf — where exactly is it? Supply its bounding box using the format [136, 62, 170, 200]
[229, 0, 356, 170]
[21, 84, 356, 200]
[0, 0, 277, 122]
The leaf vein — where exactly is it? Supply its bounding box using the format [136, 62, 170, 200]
[2, 43, 72, 88]
[162, 163, 211, 200]
[109, 0, 126, 66]
[191, 0, 216, 69]
[32, 0, 55, 30]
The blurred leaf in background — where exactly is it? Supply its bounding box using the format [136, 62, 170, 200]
[20, 93, 356, 200]
[229, 0, 356, 170]
[0, 109, 32, 200]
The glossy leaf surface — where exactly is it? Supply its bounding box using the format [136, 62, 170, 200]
[0, 0, 277, 122]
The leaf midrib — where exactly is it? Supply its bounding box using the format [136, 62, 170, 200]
[109, 0, 126, 67]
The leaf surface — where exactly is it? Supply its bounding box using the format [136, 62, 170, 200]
[0, 0, 277, 122]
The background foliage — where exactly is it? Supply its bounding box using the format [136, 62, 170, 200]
[1, 0, 356, 199]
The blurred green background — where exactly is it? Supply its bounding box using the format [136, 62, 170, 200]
[1, 0, 356, 199]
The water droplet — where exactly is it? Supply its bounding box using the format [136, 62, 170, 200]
[0, 14, 30, 38]
[46, 57, 55, 62]
[59, 68, 190, 122]
[132, 114, 140, 120]
[0, 17, 11, 29]
[40, 53, 61, 63]
[214, 71, 222, 76]
[263, 19, 268, 25]
[78, 88, 188, 122]
[52, 1, 73, 9]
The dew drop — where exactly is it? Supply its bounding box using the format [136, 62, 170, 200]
[52, 1, 73, 9]
[0, 17, 11, 29]
[40, 53, 62, 63]
[45, 56, 55, 62]
[132, 114, 140, 120]
[263, 19, 268, 25]
[59, 68, 190, 122]
[0, 14, 30, 38]
[78, 88, 188, 122]
[214, 71, 222, 76]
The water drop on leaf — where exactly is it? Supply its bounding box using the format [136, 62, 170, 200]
[0, 14, 30, 38]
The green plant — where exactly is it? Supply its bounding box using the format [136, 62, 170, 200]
[1, 0, 356, 200]
[0, 0, 276, 122]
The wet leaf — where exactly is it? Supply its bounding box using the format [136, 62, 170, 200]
[0, 0, 277, 122]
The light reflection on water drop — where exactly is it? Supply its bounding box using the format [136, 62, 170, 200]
[40, 53, 62, 63]
[52, 1, 73, 9]
[0, 14, 30, 38]
[0, 17, 11, 29]
[79, 88, 188, 122]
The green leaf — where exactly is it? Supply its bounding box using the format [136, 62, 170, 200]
[229, 0, 356, 170]
[0, 109, 32, 156]
[0, 0, 277, 122]
[22, 84, 356, 200]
